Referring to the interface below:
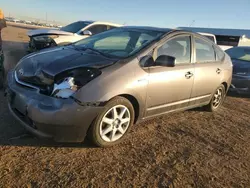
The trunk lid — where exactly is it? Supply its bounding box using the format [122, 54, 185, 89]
[27, 28, 74, 37]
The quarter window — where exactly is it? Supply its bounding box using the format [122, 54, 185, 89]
[215, 46, 225, 61]
[195, 38, 216, 62]
[157, 36, 191, 64]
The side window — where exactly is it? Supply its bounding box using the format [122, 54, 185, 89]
[157, 36, 191, 64]
[87, 25, 108, 35]
[215, 46, 225, 61]
[195, 37, 216, 62]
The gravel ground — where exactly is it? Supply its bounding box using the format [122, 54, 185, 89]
[0, 25, 249, 188]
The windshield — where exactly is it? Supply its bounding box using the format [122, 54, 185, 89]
[60, 21, 92, 33]
[226, 47, 250, 62]
[74, 29, 164, 58]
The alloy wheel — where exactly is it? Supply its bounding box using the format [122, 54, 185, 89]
[100, 105, 131, 142]
[212, 88, 224, 108]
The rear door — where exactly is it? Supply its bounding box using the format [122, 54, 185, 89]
[145, 34, 195, 117]
[190, 36, 223, 106]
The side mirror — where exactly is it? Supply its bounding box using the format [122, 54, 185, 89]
[82, 30, 92, 36]
[155, 55, 176, 67]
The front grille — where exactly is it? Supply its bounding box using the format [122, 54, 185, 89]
[14, 71, 54, 95]
[14, 71, 39, 90]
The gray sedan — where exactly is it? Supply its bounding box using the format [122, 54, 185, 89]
[7, 26, 233, 147]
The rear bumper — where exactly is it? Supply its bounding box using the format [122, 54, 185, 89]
[7, 71, 104, 142]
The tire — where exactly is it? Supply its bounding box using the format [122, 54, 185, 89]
[88, 96, 135, 147]
[205, 84, 226, 112]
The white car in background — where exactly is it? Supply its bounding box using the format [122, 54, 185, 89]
[27, 21, 122, 52]
[238, 35, 250, 47]
[199, 32, 217, 44]
[199, 32, 232, 51]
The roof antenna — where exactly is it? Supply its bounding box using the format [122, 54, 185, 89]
[189, 20, 195, 27]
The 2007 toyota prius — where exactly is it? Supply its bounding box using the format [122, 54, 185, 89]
[7, 26, 233, 147]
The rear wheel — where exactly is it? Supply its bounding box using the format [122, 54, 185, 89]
[205, 84, 225, 112]
[89, 96, 135, 147]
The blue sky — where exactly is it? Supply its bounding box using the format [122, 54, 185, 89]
[1, 0, 250, 29]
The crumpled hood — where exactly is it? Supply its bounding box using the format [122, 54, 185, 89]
[15, 46, 116, 80]
[27, 28, 74, 37]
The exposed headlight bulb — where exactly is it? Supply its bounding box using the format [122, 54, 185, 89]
[52, 77, 78, 98]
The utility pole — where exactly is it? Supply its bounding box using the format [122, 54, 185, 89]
[46, 12, 47, 24]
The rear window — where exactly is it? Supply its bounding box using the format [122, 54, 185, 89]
[217, 35, 240, 47]
[226, 47, 250, 62]
[215, 46, 225, 61]
[60, 21, 92, 33]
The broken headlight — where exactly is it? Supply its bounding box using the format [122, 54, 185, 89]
[52, 77, 78, 98]
[51, 68, 102, 99]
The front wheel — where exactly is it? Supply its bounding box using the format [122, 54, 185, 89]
[88, 96, 135, 147]
[205, 84, 226, 112]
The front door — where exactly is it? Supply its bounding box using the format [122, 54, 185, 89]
[145, 35, 194, 117]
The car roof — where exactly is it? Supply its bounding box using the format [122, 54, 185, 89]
[77, 20, 122, 27]
[198, 32, 216, 37]
[121, 26, 174, 33]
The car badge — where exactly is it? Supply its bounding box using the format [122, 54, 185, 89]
[19, 69, 24, 75]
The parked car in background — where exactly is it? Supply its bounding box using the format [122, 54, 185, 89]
[226, 47, 250, 94]
[27, 20, 122, 52]
[238, 35, 250, 47]
[25, 20, 32, 25]
[4, 17, 15, 22]
[7, 26, 232, 147]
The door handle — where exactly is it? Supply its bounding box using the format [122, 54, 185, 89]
[216, 68, 222, 74]
[185, 71, 193, 79]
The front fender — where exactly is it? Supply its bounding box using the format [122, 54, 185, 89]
[73, 59, 149, 119]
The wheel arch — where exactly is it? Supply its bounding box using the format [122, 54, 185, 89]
[117, 94, 141, 124]
[222, 82, 228, 92]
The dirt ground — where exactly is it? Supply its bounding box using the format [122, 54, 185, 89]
[0, 25, 250, 188]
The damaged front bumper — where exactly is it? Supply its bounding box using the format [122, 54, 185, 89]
[230, 75, 250, 94]
[7, 71, 104, 143]
[28, 37, 57, 52]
